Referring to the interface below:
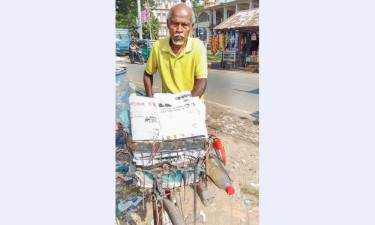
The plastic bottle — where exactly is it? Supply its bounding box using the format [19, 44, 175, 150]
[209, 134, 227, 164]
[115, 69, 131, 132]
[207, 157, 235, 195]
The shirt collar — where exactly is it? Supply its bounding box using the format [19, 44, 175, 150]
[185, 37, 192, 53]
[161, 37, 192, 55]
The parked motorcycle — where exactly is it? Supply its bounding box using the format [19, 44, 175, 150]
[129, 49, 144, 65]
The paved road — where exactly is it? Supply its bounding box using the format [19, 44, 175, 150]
[119, 57, 259, 116]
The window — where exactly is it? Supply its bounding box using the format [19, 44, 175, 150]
[116, 31, 131, 41]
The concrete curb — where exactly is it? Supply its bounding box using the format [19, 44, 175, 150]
[204, 100, 257, 121]
[208, 68, 259, 76]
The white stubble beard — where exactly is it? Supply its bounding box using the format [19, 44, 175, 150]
[172, 39, 185, 45]
[172, 33, 186, 45]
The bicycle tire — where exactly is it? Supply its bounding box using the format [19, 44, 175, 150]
[163, 198, 186, 225]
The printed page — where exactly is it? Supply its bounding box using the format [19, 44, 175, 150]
[129, 94, 162, 141]
[154, 92, 208, 140]
[183, 97, 209, 138]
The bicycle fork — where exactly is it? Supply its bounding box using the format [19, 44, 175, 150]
[152, 176, 164, 225]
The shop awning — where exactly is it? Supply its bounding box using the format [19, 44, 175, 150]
[214, 8, 259, 31]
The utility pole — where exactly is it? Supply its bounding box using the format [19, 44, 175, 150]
[148, 16, 152, 40]
[137, 0, 143, 39]
[145, 1, 152, 40]
[196, 14, 199, 39]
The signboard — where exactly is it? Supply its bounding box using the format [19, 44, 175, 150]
[223, 51, 236, 62]
[141, 9, 149, 23]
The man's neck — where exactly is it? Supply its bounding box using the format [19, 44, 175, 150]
[170, 38, 187, 56]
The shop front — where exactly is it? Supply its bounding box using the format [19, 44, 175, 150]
[211, 8, 259, 71]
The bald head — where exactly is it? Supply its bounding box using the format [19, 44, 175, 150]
[166, 3, 195, 46]
[167, 3, 195, 25]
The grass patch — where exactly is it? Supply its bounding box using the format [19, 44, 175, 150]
[240, 185, 259, 198]
[207, 50, 221, 63]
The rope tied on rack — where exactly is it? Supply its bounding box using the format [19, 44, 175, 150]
[147, 141, 161, 166]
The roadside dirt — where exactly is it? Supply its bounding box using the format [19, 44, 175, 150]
[196, 102, 259, 225]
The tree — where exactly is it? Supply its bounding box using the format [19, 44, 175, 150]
[116, 0, 138, 38]
[116, 0, 160, 39]
[191, 0, 204, 11]
[142, 16, 160, 40]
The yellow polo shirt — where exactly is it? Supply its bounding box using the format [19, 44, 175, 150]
[145, 37, 207, 100]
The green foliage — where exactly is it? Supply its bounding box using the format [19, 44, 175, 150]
[192, 0, 204, 11]
[207, 50, 221, 63]
[142, 16, 160, 40]
[148, 0, 155, 7]
[116, 0, 160, 40]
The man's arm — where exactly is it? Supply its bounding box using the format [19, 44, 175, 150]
[191, 78, 207, 98]
[143, 41, 158, 97]
[143, 71, 153, 97]
[192, 41, 208, 98]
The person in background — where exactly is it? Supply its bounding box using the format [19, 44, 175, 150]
[129, 40, 140, 61]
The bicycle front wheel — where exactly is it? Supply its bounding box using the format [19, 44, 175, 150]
[162, 198, 186, 225]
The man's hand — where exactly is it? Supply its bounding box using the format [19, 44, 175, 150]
[115, 122, 123, 132]
[143, 71, 153, 97]
[191, 78, 207, 98]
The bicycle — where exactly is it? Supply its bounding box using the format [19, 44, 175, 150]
[118, 132, 217, 225]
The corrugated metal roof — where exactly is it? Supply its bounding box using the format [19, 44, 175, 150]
[214, 8, 259, 30]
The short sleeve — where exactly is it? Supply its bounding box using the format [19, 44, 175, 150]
[145, 43, 158, 75]
[194, 41, 208, 79]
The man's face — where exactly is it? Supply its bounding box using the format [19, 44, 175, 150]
[167, 7, 193, 46]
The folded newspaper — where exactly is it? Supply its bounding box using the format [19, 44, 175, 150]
[133, 148, 206, 166]
[129, 91, 208, 141]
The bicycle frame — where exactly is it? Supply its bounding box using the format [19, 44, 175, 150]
[118, 132, 214, 225]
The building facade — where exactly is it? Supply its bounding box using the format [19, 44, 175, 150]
[204, 0, 220, 8]
[195, 0, 259, 42]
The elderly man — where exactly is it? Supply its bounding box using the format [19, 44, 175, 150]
[143, 3, 214, 206]
[143, 3, 207, 99]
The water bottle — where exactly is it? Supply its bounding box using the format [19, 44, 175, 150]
[207, 157, 235, 195]
[115, 69, 131, 132]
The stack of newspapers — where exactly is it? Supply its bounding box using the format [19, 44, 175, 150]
[129, 91, 208, 141]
